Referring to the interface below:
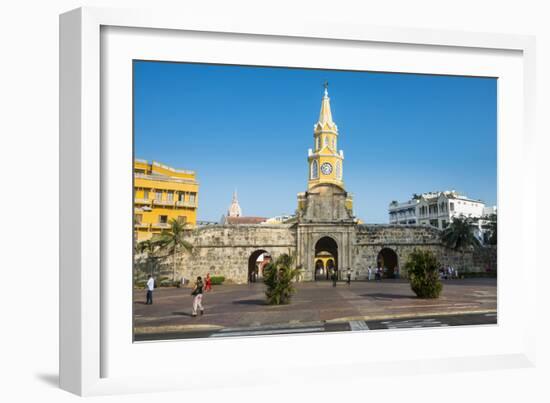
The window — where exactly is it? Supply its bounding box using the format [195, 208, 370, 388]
[332, 138, 336, 149]
[177, 216, 187, 224]
[155, 190, 162, 201]
[311, 160, 319, 179]
[143, 189, 149, 200]
[450, 202, 455, 211]
[189, 192, 196, 204]
[167, 191, 174, 202]
[159, 215, 168, 224]
[134, 214, 143, 224]
[324, 136, 328, 146]
[316, 137, 320, 150]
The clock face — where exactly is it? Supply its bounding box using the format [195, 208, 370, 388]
[320, 162, 333, 175]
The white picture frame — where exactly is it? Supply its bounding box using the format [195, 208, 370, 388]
[60, 6, 537, 396]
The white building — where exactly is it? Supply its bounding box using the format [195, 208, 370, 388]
[389, 190, 491, 230]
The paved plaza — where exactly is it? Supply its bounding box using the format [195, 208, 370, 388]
[134, 278, 496, 341]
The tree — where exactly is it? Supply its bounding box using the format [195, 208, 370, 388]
[156, 219, 193, 283]
[263, 253, 301, 305]
[405, 249, 442, 298]
[135, 238, 160, 279]
[441, 215, 481, 271]
[482, 213, 497, 245]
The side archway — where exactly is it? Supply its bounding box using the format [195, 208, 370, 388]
[248, 250, 271, 283]
[377, 247, 399, 278]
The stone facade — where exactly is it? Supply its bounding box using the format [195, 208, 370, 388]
[151, 220, 486, 284]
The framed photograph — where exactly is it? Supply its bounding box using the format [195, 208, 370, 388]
[60, 7, 536, 396]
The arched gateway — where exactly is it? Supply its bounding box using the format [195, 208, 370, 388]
[248, 250, 271, 283]
[377, 247, 399, 278]
[314, 236, 338, 280]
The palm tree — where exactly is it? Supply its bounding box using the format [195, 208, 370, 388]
[156, 219, 193, 283]
[136, 239, 160, 279]
[441, 216, 481, 272]
[482, 213, 497, 245]
[263, 252, 301, 305]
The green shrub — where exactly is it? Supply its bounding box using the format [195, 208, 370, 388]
[263, 253, 300, 305]
[210, 276, 225, 285]
[160, 279, 175, 287]
[405, 249, 443, 299]
[134, 280, 147, 289]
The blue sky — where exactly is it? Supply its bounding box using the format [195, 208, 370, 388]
[134, 61, 497, 223]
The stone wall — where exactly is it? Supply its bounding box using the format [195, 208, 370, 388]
[472, 245, 497, 272]
[352, 225, 472, 279]
[159, 224, 296, 284]
[147, 223, 491, 284]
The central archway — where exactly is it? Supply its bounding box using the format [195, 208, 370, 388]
[314, 236, 338, 280]
[248, 250, 271, 283]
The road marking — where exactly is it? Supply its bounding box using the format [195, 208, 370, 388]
[381, 318, 448, 329]
[485, 313, 497, 317]
[349, 321, 370, 331]
[210, 327, 325, 337]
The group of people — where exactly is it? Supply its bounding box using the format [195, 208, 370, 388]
[439, 266, 459, 280]
[364, 266, 400, 281]
[144, 273, 213, 317]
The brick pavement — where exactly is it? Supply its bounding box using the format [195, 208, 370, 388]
[134, 278, 496, 336]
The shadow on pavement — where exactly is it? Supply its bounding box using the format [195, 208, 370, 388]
[362, 293, 417, 300]
[172, 311, 195, 316]
[232, 299, 267, 306]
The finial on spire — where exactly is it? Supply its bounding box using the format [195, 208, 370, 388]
[323, 81, 329, 98]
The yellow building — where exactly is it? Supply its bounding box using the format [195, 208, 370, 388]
[134, 159, 199, 241]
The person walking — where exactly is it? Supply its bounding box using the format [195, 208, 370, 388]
[394, 265, 400, 280]
[367, 266, 372, 281]
[191, 276, 204, 317]
[145, 274, 154, 305]
[331, 270, 337, 287]
[346, 268, 352, 286]
[205, 273, 212, 292]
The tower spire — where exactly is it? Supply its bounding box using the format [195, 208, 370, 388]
[228, 189, 242, 217]
[317, 82, 336, 130]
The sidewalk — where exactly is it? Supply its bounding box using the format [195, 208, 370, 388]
[134, 278, 496, 337]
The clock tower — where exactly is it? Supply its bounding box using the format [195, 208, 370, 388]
[307, 83, 345, 191]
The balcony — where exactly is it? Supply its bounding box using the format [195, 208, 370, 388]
[134, 198, 151, 205]
[151, 222, 170, 229]
[134, 222, 150, 229]
[176, 200, 197, 208]
[153, 199, 175, 207]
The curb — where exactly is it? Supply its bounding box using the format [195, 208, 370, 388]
[325, 309, 497, 323]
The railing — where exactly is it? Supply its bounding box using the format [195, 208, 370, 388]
[134, 222, 150, 229]
[134, 198, 151, 204]
[153, 199, 175, 206]
[151, 223, 170, 229]
[176, 200, 197, 208]
[134, 173, 198, 185]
